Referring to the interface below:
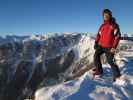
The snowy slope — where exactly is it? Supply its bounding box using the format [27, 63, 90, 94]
[35, 50, 133, 100]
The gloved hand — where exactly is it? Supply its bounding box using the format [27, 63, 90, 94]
[110, 48, 116, 54]
[94, 41, 99, 50]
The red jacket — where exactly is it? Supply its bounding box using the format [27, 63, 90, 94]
[96, 21, 121, 48]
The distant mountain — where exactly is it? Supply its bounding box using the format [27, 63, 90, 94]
[0, 33, 95, 99]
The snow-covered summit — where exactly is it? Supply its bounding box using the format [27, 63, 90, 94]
[0, 32, 133, 100]
[35, 50, 133, 100]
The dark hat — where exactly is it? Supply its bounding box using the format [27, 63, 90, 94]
[103, 9, 112, 17]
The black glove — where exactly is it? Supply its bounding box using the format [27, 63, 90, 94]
[94, 41, 99, 50]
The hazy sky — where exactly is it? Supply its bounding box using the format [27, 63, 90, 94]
[0, 0, 133, 35]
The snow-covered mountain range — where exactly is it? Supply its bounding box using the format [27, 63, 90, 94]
[0, 33, 96, 100]
[0, 33, 133, 100]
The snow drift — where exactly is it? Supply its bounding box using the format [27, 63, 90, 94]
[35, 49, 133, 100]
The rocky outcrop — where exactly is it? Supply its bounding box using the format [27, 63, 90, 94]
[0, 33, 95, 100]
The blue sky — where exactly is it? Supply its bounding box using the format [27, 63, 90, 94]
[0, 0, 133, 35]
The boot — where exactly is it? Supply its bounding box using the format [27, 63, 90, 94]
[113, 73, 121, 82]
[92, 68, 103, 76]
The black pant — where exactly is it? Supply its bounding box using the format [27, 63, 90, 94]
[94, 45, 121, 78]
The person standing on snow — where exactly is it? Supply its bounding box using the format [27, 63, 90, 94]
[93, 9, 121, 81]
